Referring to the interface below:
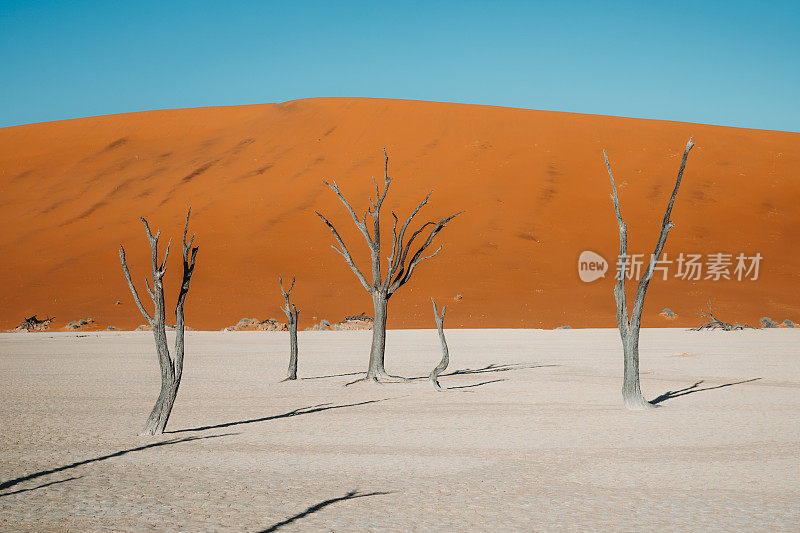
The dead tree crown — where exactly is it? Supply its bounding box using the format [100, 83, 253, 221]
[316, 148, 461, 297]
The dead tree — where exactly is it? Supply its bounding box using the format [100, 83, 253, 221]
[280, 276, 300, 380]
[15, 315, 55, 332]
[429, 298, 450, 390]
[691, 300, 756, 330]
[120, 209, 198, 435]
[605, 138, 694, 410]
[316, 148, 460, 383]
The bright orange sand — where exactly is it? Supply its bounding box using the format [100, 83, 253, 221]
[1, 97, 798, 331]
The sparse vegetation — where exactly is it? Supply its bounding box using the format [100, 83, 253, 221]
[13, 315, 55, 332]
[692, 302, 757, 331]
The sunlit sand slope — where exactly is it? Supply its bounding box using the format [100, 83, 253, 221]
[1, 98, 798, 330]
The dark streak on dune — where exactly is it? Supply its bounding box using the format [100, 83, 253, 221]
[182, 160, 218, 184]
[517, 233, 539, 242]
[289, 157, 325, 181]
[41, 198, 67, 215]
[261, 189, 323, 231]
[12, 170, 33, 182]
[109, 177, 137, 198]
[102, 137, 129, 153]
[63, 200, 108, 226]
[92, 157, 137, 183]
[233, 164, 273, 183]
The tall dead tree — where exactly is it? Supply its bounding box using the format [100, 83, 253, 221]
[605, 138, 694, 410]
[120, 209, 198, 434]
[280, 276, 300, 380]
[429, 298, 450, 390]
[316, 148, 460, 382]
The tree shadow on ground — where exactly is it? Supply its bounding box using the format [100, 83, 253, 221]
[650, 378, 761, 405]
[0, 476, 82, 497]
[0, 433, 232, 494]
[168, 398, 393, 434]
[300, 371, 363, 380]
[446, 378, 506, 390]
[259, 490, 392, 532]
[410, 362, 558, 381]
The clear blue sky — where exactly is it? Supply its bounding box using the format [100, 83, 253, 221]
[1, 1, 798, 131]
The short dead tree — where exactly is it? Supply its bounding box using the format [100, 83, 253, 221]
[15, 315, 55, 332]
[279, 276, 300, 380]
[604, 138, 694, 410]
[429, 298, 450, 390]
[120, 209, 198, 435]
[691, 300, 756, 331]
[316, 148, 460, 383]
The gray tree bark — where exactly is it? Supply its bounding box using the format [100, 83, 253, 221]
[429, 298, 449, 390]
[604, 138, 694, 410]
[280, 276, 300, 380]
[120, 209, 198, 434]
[317, 148, 460, 382]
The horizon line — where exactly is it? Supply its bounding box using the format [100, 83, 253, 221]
[3, 96, 798, 136]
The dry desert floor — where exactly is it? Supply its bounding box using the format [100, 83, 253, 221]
[1, 328, 798, 531]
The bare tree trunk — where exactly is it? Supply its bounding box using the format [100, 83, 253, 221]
[621, 328, 650, 410]
[366, 292, 389, 380]
[429, 298, 449, 390]
[605, 139, 694, 410]
[141, 372, 179, 435]
[120, 209, 198, 434]
[280, 276, 300, 380]
[288, 322, 298, 379]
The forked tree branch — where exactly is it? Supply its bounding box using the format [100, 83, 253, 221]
[119, 246, 153, 323]
[388, 211, 462, 294]
[315, 211, 372, 292]
[318, 150, 459, 298]
[605, 137, 694, 333]
[629, 137, 694, 327]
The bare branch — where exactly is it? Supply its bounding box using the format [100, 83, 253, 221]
[144, 278, 156, 301]
[604, 150, 630, 334]
[279, 275, 296, 297]
[322, 179, 374, 248]
[378, 146, 392, 206]
[158, 238, 172, 276]
[385, 191, 434, 284]
[389, 211, 461, 294]
[119, 246, 153, 323]
[630, 137, 694, 325]
[316, 211, 372, 292]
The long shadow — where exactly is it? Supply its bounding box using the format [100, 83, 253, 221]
[168, 399, 391, 434]
[447, 378, 506, 390]
[409, 362, 558, 381]
[301, 371, 363, 381]
[259, 490, 392, 532]
[651, 378, 761, 405]
[0, 476, 81, 497]
[0, 433, 232, 493]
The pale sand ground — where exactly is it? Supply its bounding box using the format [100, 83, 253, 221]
[0, 328, 798, 531]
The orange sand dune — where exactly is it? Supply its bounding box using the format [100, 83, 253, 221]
[1, 98, 798, 331]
